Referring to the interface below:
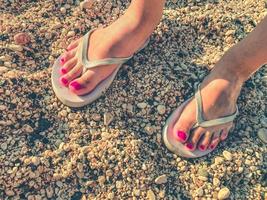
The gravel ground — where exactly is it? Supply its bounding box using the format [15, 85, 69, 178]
[0, 0, 266, 199]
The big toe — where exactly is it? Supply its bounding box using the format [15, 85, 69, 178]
[69, 70, 98, 95]
[173, 116, 195, 143]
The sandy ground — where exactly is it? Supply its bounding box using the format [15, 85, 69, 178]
[0, 0, 267, 199]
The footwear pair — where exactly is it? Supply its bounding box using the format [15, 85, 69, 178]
[51, 30, 239, 158]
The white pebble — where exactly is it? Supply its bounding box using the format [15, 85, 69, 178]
[218, 187, 230, 199]
[155, 174, 168, 184]
[222, 150, 232, 161]
[157, 105, 166, 115]
[257, 128, 267, 143]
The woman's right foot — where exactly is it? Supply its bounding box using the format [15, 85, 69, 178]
[59, 14, 151, 96]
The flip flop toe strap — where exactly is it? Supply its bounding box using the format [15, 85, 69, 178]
[77, 30, 132, 74]
[192, 84, 239, 129]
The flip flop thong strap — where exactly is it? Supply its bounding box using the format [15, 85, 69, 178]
[192, 84, 239, 129]
[78, 30, 132, 73]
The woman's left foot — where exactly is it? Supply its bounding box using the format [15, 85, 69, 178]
[172, 66, 243, 152]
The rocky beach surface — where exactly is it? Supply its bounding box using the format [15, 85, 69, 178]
[0, 0, 266, 199]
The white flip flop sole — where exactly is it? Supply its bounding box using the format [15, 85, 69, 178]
[51, 57, 121, 108]
[162, 99, 214, 158]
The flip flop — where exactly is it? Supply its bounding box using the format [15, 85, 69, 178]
[163, 84, 239, 158]
[51, 29, 149, 107]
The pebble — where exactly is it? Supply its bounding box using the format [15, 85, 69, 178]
[104, 112, 113, 126]
[60, 7, 66, 14]
[146, 189, 156, 200]
[0, 105, 7, 111]
[137, 102, 147, 109]
[145, 124, 154, 135]
[14, 33, 30, 45]
[92, 113, 101, 121]
[31, 156, 40, 166]
[214, 156, 224, 165]
[80, 0, 94, 10]
[195, 187, 204, 197]
[257, 128, 267, 143]
[218, 187, 230, 199]
[157, 105, 166, 115]
[155, 174, 168, 184]
[213, 177, 220, 186]
[222, 150, 233, 161]
[23, 124, 34, 133]
[0, 66, 8, 74]
[116, 181, 123, 189]
[0, 142, 8, 150]
[107, 192, 115, 199]
[46, 186, 54, 198]
[8, 44, 23, 52]
[67, 31, 75, 37]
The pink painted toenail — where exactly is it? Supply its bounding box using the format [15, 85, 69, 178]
[60, 77, 68, 86]
[70, 81, 82, 90]
[210, 144, 215, 150]
[60, 57, 65, 64]
[177, 130, 187, 141]
[185, 143, 194, 150]
[61, 68, 67, 74]
[199, 145, 206, 151]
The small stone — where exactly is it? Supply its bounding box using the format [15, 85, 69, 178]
[8, 44, 23, 52]
[237, 167, 244, 173]
[0, 66, 8, 75]
[0, 105, 7, 111]
[218, 187, 230, 199]
[5, 189, 15, 196]
[195, 187, 204, 197]
[92, 113, 101, 121]
[157, 105, 166, 115]
[98, 176, 106, 184]
[225, 30, 235, 36]
[197, 168, 208, 177]
[14, 33, 30, 45]
[146, 189, 156, 200]
[213, 177, 220, 186]
[80, 0, 94, 9]
[0, 142, 8, 150]
[46, 186, 54, 198]
[116, 181, 123, 189]
[137, 102, 147, 109]
[23, 124, 34, 133]
[60, 7, 66, 14]
[31, 157, 40, 166]
[257, 128, 267, 143]
[222, 150, 232, 161]
[67, 31, 75, 37]
[214, 156, 224, 165]
[104, 112, 113, 126]
[144, 125, 154, 135]
[155, 174, 168, 184]
[107, 192, 114, 199]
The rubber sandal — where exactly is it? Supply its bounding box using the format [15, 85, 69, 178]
[51, 29, 149, 107]
[162, 84, 239, 158]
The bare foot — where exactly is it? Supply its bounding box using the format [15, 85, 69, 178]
[58, 15, 150, 95]
[172, 66, 243, 152]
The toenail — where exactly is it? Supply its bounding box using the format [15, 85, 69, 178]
[70, 81, 82, 90]
[185, 143, 194, 150]
[177, 130, 187, 142]
[210, 144, 216, 150]
[199, 145, 206, 151]
[60, 57, 65, 64]
[61, 68, 67, 74]
[60, 77, 68, 86]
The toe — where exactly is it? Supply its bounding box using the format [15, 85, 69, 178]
[185, 127, 205, 151]
[66, 38, 80, 51]
[198, 131, 213, 151]
[69, 70, 98, 95]
[60, 63, 83, 86]
[220, 126, 231, 141]
[60, 49, 76, 65]
[61, 57, 78, 74]
[208, 131, 221, 150]
[173, 106, 196, 143]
